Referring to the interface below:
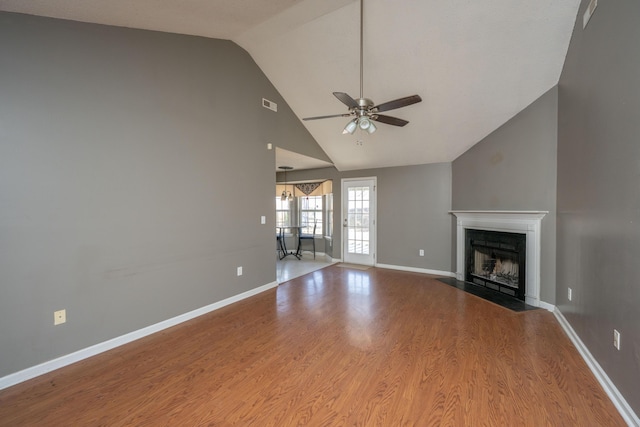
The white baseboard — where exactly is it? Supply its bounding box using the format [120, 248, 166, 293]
[554, 308, 640, 426]
[0, 280, 279, 391]
[7, 279, 636, 427]
[537, 300, 555, 312]
[375, 263, 456, 278]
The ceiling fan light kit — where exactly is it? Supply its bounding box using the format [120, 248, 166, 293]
[303, 0, 422, 135]
[343, 119, 358, 135]
[358, 117, 376, 133]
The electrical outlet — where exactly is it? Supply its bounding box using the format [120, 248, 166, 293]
[568, 287, 572, 301]
[237, 266, 243, 276]
[261, 215, 266, 224]
[54, 309, 66, 325]
[613, 329, 620, 350]
[419, 249, 424, 257]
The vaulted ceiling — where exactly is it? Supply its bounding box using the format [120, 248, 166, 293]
[0, 0, 580, 171]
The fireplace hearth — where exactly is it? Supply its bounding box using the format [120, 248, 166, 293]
[450, 210, 548, 307]
[465, 229, 526, 300]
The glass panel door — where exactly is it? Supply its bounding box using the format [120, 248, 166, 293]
[342, 178, 376, 265]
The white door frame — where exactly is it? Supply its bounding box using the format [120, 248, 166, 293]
[341, 177, 377, 265]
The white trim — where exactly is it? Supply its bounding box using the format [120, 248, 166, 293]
[375, 263, 456, 278]
[554, 308, 640, 426]
[0, 280, 278, 391]
[537, 300, 556, 312]
[450, 210, 548, 307]
[341, 177, 377, 266]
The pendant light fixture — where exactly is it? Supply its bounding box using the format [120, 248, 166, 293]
[279, 166, 294, 201]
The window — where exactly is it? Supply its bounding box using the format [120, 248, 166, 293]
[347, 186, 370, 255]
[325, 193, 333, 238]
[299, 196, 323, 235]
[275, 197, 291, 228]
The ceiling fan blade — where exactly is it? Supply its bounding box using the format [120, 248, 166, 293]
[371, 114, 409, 127]
[303, 113, 352, 121]
[333, 92, 359, 109]
[374, 95, 422, 113]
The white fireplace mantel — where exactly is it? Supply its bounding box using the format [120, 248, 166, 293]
[450, 210, 548, 307]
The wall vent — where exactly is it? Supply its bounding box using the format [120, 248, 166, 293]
[262, 98, 277, 112]
[583, 0, 597, 29]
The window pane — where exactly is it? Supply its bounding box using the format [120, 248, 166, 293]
[275, 196, 292, 228]
[299, 196, 323, 235]
[326, 194, 333, 238]
[345, 186, 372, 255]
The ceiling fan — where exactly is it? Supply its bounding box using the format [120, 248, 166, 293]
[303, 0, 422, 134]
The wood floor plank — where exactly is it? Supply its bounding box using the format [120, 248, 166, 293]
[0, 266, 626, 426]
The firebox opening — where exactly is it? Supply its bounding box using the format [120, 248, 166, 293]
[465, 229, 526, 301]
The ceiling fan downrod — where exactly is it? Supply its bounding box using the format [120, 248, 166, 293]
[359, 0, 364, 101]
[301, 0, 422, 133]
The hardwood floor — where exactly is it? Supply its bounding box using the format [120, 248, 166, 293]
[0, 266, 625, 426]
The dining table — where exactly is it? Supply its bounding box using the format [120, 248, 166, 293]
[277, 226, 302, 260]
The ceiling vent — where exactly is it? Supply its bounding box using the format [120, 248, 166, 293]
[262, 98, 277, 112]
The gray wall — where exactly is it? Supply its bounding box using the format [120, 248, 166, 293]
[285, 162, 452, 272]
[557, 0, 640, 414]
[451, 87, 558, 304]
[0, 12, 325, 377]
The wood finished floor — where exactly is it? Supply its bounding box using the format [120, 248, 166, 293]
[0, 266, 625, 426]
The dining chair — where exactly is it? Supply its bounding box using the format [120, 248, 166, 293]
[276, 228, 285, 259]
[298, 222, 317, 259]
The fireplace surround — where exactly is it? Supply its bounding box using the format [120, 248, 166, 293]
[451, 211, 547, 307]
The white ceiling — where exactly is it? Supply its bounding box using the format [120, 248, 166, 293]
[276, 148, 334, 172]
[0, 0, 580, 171]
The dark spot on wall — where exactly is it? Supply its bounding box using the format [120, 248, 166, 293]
[490, 152, 504, 165]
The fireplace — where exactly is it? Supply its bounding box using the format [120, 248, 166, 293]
[465, 229, 526, 300]
[450, 211, 547, 307]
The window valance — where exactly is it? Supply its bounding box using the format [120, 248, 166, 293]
[275, 180, 332, 197]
